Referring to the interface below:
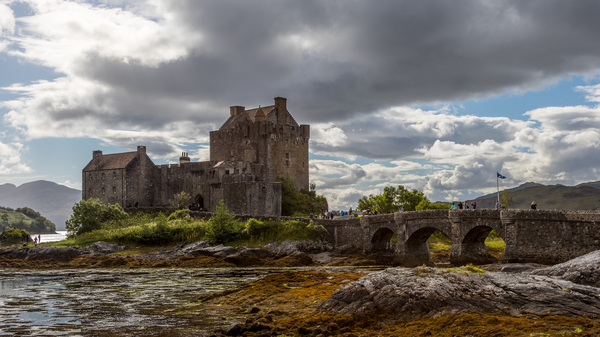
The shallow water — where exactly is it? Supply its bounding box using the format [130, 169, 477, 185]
[0, 268, 277, 336]
[32, 231, 68, 243]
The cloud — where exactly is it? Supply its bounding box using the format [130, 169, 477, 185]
[3, 0, 600, 210]
[4, 0, 600, 144]
[0, 141, 32, 174]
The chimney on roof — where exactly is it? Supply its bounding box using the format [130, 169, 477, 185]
[275, 97, 287, 125]
[137, 146, 146, 154]
[93, 150, 102, 170]
[230, 106, 245, 117]
[179, 152, 190, 164]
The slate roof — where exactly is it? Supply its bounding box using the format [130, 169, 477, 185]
[83, 152, 138, 171]
[219, 105, 299, 130]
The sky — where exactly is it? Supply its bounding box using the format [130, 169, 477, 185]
[1, 0, 600, 211]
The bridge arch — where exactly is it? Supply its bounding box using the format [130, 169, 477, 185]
[449, 210, 505, 265]
[370, 227, 396, 252]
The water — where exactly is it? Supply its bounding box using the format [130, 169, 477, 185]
[0, 268, 276, 336]
[32, 231, 68, 243]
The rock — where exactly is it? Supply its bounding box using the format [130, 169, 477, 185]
[3, 247, 87, 261]
[225, 322, 243, 336]
[333, 244, 362, 255]
[266, 240, 333, 256]
[190, 244, 238, 258]
[530, 249, 600, 286]
[481, 263, 545, 273]
[237, 247, 274, 258]
[320, 267, 600, 321]
[85, 241, 127, 254]
[176, 241, 211, 255]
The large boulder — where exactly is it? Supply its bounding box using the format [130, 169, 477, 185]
[320, 267, 600, 321]
[1, 246, 87, 261]
[189, 244, 239, 258]
[85, 241, 128, 255]
[530, 249, 600, 286]
[266, 240, 333, 256]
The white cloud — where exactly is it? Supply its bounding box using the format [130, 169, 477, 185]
[0, 141, 32, 174]
[576, 83, 600, 103]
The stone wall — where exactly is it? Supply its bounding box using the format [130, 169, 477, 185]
[318, 209, 600, 266]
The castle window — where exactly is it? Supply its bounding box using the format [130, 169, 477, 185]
[285, 153, 290, 167]
[113, 186, 117, 194]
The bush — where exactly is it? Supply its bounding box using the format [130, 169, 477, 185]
[1, 228, 31, 245]
[66, 198, 128, 236]
[206, 200, 241, 244]
[167, 209, 190, 222]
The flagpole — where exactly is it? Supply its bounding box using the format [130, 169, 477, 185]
[496, 173, 500, 203]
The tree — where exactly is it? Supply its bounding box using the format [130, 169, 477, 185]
[500, 189, 512, 209]
[277, 177, 328, 216]
[415, 200, 452, 210]
[66, 198, 128, 236]
[206, 200, 240, 244]
[172, 191, 192, 209]
[357, 185, 429, 213]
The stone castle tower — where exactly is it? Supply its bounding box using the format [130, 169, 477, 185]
[82, 97, 310, 216]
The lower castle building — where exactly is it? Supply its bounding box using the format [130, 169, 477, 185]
[82, 97, 309, 216]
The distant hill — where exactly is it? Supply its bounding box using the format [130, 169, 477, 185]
[474, 181, 600, 210]
[0, 181, 81, 230]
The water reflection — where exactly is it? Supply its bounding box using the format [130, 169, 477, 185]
[0, 268, 275, 336]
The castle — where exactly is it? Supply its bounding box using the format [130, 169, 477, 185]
[82, 97, 310, 216]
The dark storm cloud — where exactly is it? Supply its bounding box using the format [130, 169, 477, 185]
[148, 0, 600, 123]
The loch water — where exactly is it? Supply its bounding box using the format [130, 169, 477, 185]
[0, 268, 276, 336]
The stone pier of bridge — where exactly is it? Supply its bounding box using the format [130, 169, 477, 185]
[315, 209, 600, 266]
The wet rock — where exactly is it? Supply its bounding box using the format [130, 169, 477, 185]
[266, 240, 333, 256]
[481, 263, 545, 273]
[333, 244, 362, 255]
[530, 249, 600, 286]
[225, 322, 243, 336]
[1, 246, 87, 261]
[320, 267, 600, 321]
[85, 241, 127, 254]
[189, 244, 238, 258]
[237, 247, 275, 258]
[176, 240, 211, 255]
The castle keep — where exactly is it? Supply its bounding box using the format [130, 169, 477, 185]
[82, 97, 310, 216]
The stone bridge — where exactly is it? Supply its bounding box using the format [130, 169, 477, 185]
[315, 209, 600, 266]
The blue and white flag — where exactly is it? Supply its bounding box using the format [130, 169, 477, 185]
[497, 172, 506, 179]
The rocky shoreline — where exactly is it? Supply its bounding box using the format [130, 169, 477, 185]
[2, 242, 600, 336]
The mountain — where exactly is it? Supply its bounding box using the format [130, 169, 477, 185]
[0, 180, 81, 230]
[474, 181, 600, 210]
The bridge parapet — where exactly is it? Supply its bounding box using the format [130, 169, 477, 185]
[318, 209, 600, 266]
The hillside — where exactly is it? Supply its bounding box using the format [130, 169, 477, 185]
[0, 181, 81, 230]
[474, 181, 600, 210]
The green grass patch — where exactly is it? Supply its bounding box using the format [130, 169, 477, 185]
[485, 230, 506, 250]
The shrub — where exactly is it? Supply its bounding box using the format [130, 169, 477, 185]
[66, 198, 128, 236]
[167, 209, 190, 222]
[206, 200, 241, 244]
[1, 228, 31, 245]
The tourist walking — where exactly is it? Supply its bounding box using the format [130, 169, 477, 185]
[471, 201, 477, 209]
[531, 201, 537, 210]
[495, 201, 500, 210]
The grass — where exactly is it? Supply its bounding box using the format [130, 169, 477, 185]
[50, 210, 327, 248]
[428, 229, 506, 252]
